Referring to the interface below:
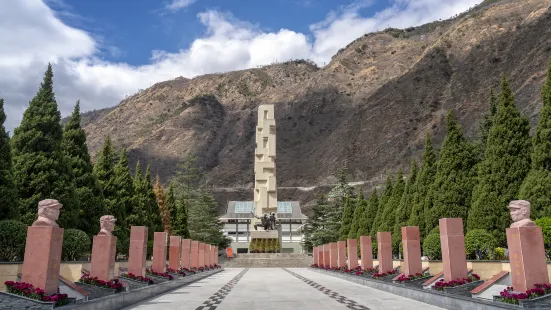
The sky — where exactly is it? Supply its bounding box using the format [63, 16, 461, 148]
[0, 0, 483, 132]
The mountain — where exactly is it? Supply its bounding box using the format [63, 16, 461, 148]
[81, 0, 551, 212]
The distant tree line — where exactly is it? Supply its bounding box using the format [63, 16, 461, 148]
[303, 58, 551, 260]
[0, 64, 229, 261]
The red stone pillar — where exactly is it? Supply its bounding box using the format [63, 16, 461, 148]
[313, 246, 318, 265]
[90, 235, 117, 281]
[359, 236, 373, 270]
[440, 218, 467, 282]
[128, 226, 148, 277]
[347, 239, 358, 269]
[337, 241, 346, 268]
[507, 226, 550, 292]
[206, 245, 211, 267]
[402, 226, 422, 276]
[215, 246, 219, 265]
[181, 239, 191, 269]
[152, 232, 168, 273]
[329, 242, 338, 268]
[323, 244, 329, 267]
[21, 227, 64, 295]
[199, 242, 205, 267]
[377, 232, 392, 273]
[169, 236, 181, 271]
[190, 241, 199, 268]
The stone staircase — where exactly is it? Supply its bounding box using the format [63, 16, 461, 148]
[220, 253, 312, 268]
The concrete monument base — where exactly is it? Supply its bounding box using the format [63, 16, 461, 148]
[90, 235, 117, 281]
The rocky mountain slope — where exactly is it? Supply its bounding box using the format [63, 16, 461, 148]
[81, 0, 551, 212]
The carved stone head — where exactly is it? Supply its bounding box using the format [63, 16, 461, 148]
[507, 200, 537, 228]
[98, 215, 116, 236]
[32, 199, 63, 227]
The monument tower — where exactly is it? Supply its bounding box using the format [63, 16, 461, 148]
[254, 104, 277, 218]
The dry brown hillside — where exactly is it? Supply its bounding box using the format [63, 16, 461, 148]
[81, 0, 551, 212]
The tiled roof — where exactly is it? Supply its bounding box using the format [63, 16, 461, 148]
[220, 201, 307, 219]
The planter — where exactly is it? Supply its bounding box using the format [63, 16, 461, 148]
[0, 291, 56, 310]
[440, 280, 484, 297]
[493, 293, 551, 308]
[145, 274, 171, 283]
[393, 276, 433, 287]
[75, 282, 118, 301]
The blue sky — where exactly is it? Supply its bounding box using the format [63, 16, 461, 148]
[0, 0, 483, 131]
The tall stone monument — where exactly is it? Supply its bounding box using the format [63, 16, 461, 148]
[254, 104, 277, 219]
[21, 199, 64, 295]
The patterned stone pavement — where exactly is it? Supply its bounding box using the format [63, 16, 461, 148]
[127, 268, 444, 310]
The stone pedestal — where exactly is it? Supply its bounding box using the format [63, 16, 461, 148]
[377, 232, 392, 273]
[313, 246, 318, 265]
[337, 241, 346, 268]
[90, 235, 117, 281]
[128, 226, 148, 277]
[507, 226, 550, 292]
[21, 227, 64, 295]
[347, 239, 358, 269]
[199, 243, 205, 267]
[329, 242, 338, 268]
[440, 218, 467, 282]
[360, 236, 373, 270]
[323, 244, 330, 267]
[169, 236, 181, 270]
[190, 241, 199, 268]
[205, 245, 211, 267]
[181, 239, 191, 269]
[152, 232, 167, 273]
[402, 226, 422, 276]
[215, 246, 219, 265]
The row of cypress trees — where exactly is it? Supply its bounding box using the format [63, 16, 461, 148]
[0, 64, 191, 242]
[309, 59, 551, 252]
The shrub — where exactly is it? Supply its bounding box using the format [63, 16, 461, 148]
[0, 220, 27, 261]
[465, 229, 496, 260]
[535, 217, 551, 259]
[494, 247, 507, 260]
[423, 233, 441, 260]
[117, 237, 129, 258]
[62, 229, 91, 261]
[147, 240, 153, 259]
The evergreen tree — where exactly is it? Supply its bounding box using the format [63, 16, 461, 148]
[370, 176, 392, 235]
[187, 190, 226, 246]
[310, 195, 339, 245]
[408, 133, 437, 237]
[469, 76, 531, 245]
[62, 101, 106, 235]
[154, 175, 172, 234]
[425, 112, 477, 234]
[173, 192, 190, 238]
[339, 195, 355, 240]
[348, 188, 366, 239]
[357, 189, 378, 239]
[166, 183, 177, 229]
[377, 170, 405, 233]
[128, 162, 147, 227]
[475, 89, 498, 160]
[94, 136, 117, 218]
[12, 64, 79, 227]
[393, 161, 418, 251]
[519, 59, 551, 217]
[112, 149, 133, 238]
[0, 98, 19, 220]
[144, 165, 163, 236]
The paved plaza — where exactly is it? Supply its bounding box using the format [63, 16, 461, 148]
[127, 268, 444, 310]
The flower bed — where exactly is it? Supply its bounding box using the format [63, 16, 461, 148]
[395, 273, 428, 283]
[433, 274, 480, 291]
[371, 269, 399, 280]
[4, 281, 69, 307]
[79, 274, 125, 293]
[166, 268, 187, 277]
[498, 284, 551, 305]
[145, 268, 174, 280]
[119, 273, 154, 285]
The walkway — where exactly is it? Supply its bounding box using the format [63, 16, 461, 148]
[126, 268, 444, 310]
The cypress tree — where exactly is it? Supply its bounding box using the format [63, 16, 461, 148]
[348, 188, 366, 239]
[469, 76, 531, 245]
[475, 89, 498, 160]
[519, 59, 551, 217]
[166, 183, 177, 228]
[173, 191, 190, 238]
[12, 64, 79, 227]
[370, 177, 392, 235]
[0, 98, 19, 220]
[408, 133, 437, 237]
[154, 175, 172, 234]
[377, 170, 405, 232]
[144, 164, 163, 234]
[128, 161, 147, 227]
[62, 101, 106, 235]
[112, 149, 133, 238]
[358, 189, 378, 239]
[188, 190, 225, 245]
[339, 195, 355, 240]
[425, 112, 477, 234]
[310, 195, 339, 245]
[94, 136, 117, 218]
[393, 161, 418, 250]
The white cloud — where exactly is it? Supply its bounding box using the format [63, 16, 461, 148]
[165, 0, 197, 12]
[0, 0, 483, 132]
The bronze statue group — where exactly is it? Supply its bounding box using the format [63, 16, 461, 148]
[252, 212, 277, 231]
